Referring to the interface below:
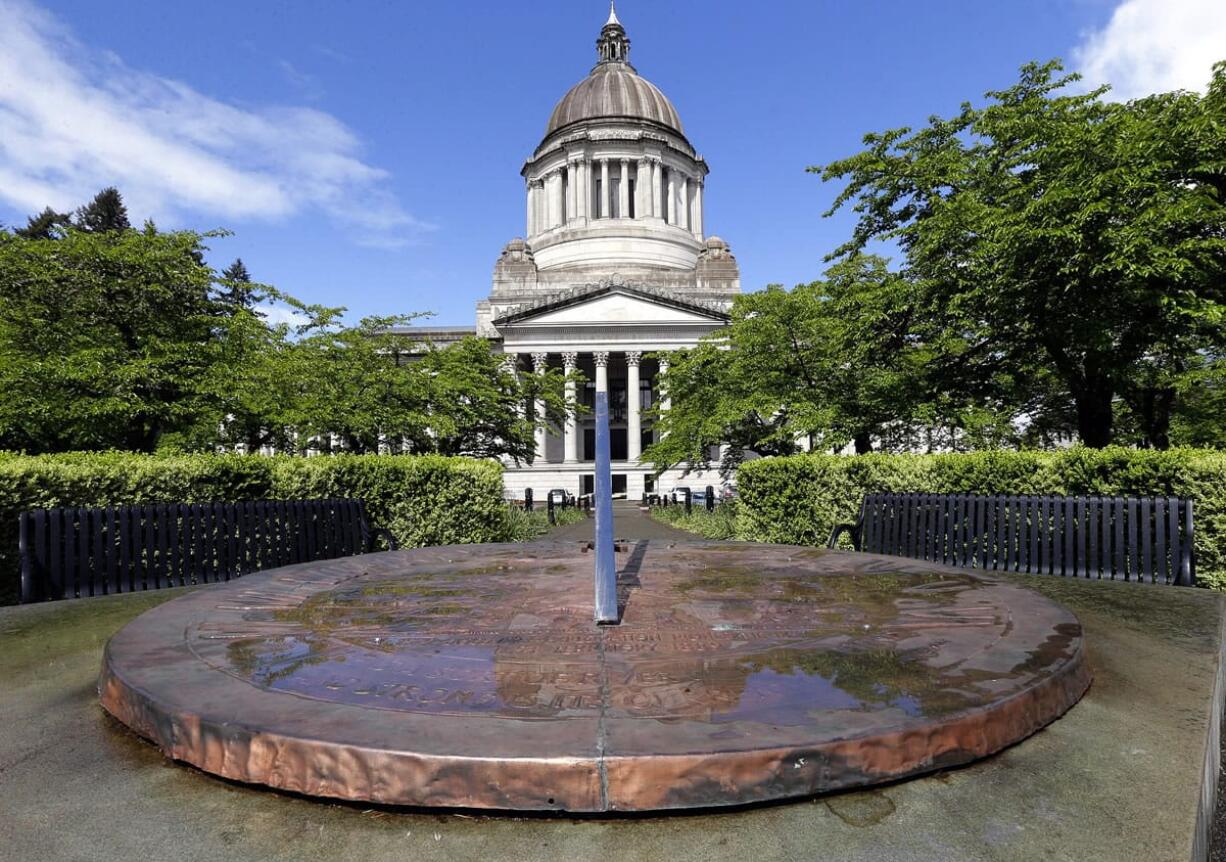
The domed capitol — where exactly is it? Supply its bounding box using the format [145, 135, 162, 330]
[432, 3, 739, 501]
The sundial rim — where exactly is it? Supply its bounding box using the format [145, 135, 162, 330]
[99, 541, 1091, 812]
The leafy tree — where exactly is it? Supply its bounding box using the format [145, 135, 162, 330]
[204, 314, 575, 460]
[415, 336, 574, 462]
[1166, 355, 1226, 448]
[184, 288, 323, 454]
[643, 255, 929, 475]
[0, 226, 220, 452]
[75, 186, 131, 233]
[816, 60, 1226, 448]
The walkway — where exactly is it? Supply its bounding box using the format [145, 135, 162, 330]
[543, 501, 694, 541]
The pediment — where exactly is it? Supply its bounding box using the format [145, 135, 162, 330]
[493, 284, 728, 327]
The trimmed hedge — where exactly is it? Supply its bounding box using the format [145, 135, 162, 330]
[736, 448, 1226, 590]
[0, 453, 506, 605]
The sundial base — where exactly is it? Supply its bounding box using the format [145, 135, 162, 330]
[99, 542, 1090, 812]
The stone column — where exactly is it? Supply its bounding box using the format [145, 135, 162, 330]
[666, 169, 676, 225]
[502, 353, 521, 418]
[532, 352, 549, 463]
[642, 158, 652, 219]
[652, 160, 662, 219]
[626, 351, 642, 461]
[534, 181, 545, 235]
[562, 352, 579, 463]
[593, 351, 609, 395]
[577, 160, 588, 221]
[544, 174, 554, 229]
[618, 159, 629, 219]
[657, 356, 671, 440]
[566, 164, 577, 224]
[600, 159, 610, 219]
[679, 175, 689, 231]
[542, 175, 552, 229]
[551, 172, 564, 229]
[694, 180, 704, 239]
[526, 181, 534, 236]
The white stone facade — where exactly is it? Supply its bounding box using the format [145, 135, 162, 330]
[482, 5, 740, 502]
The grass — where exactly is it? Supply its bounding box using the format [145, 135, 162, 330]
[499, 504, 587, 541]
[649, 500, 740, 539]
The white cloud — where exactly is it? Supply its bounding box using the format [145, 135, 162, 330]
[257, 305, 313, 329]
[0, 0, 429, 246]
[1073, 0, 1226, 100]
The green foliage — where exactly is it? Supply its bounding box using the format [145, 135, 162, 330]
[0, 453, 508, 605]
[643, 254, 929, 472]
[817, 60, 1226, 448]
[734, 448, 1226, 589]
[498, 504, 587, 542]
[15, 207, 72, 239]
[0, 226, 223, 452]
[651, 501, 739, 540]
[0, 188, 575, 460]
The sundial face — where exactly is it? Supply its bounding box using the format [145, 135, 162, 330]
[102, 542, 1090, 812]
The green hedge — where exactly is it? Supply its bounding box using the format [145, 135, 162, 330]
[736, 448, 1226, 589]
[0, 453, 506, 605]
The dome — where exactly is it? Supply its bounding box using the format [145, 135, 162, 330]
[545, 64, 684, 138]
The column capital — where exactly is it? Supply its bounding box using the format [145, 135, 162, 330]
[501, 353, 519, 372]
[531, 352, 549, 372]
[625, 351, 642, 367]
[561, 351, 579, 369]
[593, 351, 610, 368]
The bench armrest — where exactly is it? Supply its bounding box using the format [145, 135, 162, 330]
[828, 522, 862, 551]
[364, 527, 400, 552]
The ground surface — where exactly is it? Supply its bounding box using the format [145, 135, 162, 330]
[2, 541, 1223, 862]
[543, 501, 693, 541]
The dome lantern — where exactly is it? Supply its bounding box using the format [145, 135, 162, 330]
[596, 1, 631, 66]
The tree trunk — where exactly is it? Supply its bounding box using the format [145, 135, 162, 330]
[853, 432, 873, 455]
[1132, 387, 1175, 450]
[125, 422, 158, 453]
[1073, 385, 1114, 448]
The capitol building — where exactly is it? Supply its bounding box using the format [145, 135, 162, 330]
[425, 4, 739, 502]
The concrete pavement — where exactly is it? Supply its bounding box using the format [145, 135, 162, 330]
[2, 547, 1224, 861]
[543, 501, 693, 541]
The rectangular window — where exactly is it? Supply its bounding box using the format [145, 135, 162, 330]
[628, 178, 636, 219]
[594, 179, 603, 219]
[611, 178, 620, 219]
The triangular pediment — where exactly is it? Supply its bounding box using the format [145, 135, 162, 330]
[493, 283, 728, 327]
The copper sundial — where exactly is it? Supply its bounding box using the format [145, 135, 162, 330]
[99, 541, 1090, 812]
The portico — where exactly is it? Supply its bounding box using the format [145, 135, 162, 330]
[496, 281, 728, 500]
[469, 5, 742, 503]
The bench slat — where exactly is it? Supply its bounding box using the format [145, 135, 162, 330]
[833, 492, 1194, 588]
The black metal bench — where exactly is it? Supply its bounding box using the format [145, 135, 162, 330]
[19, 499, 398, 603]
[828, 493, 1195, 586]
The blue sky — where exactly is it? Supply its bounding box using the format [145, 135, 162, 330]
[1, 0, 1222, 325]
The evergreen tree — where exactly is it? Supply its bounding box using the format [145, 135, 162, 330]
[15, 207, 72, 239]
[218, 258, 256, 309]
[75, 187, 131, 232]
